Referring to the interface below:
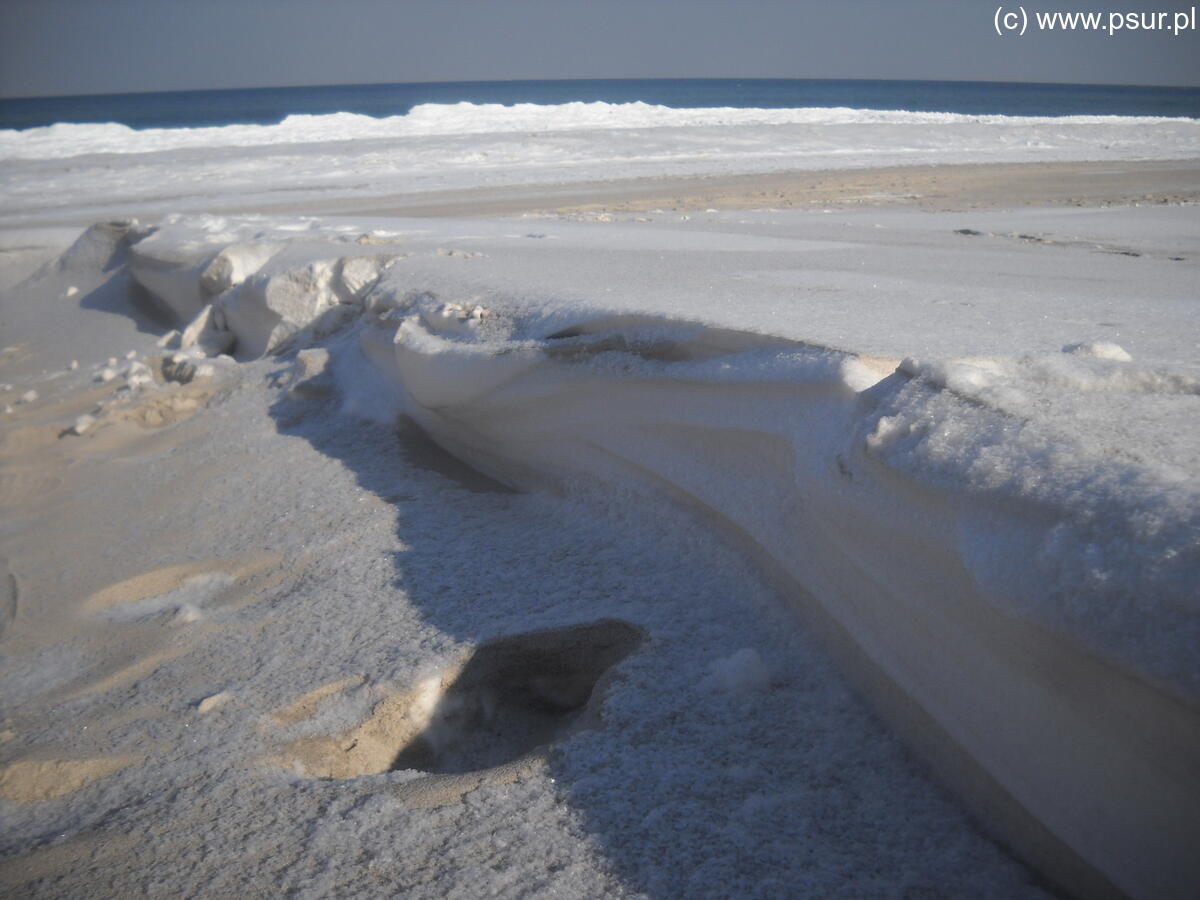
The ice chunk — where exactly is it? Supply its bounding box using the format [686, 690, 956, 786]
[221, 254, 344, 357]
[55, 219, 139, 273]
[179, 304, 235, 357]
[198, 242, 282, 295]
[1062, 340, 1133, 362]
[337, 255, 398, 301]
[197, 692, 231, 713]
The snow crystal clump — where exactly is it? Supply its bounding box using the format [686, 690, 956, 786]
[702, 648, 771, 694]
[1062, 341, 1133, 362]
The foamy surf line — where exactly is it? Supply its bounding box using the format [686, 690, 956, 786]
[3, 100, 1198, 160]
[40, 215, 1200, 899]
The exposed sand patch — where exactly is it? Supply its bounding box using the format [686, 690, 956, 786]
[0, 423, 64, 457]
[0, 465, 63, 507]
[0, 755, 140, 803]
[268, 621, 644, 806]
[111, 378, 219, 430]
[0, 553, 283, 703]
[0, 368, 230, 532]
[271, 676, 366, 728]
[61, 645, 193, 701]
[196, 691, 232, 713]
[277, 159, 1200, 219]
[81, 552, 281, 616]
[273, 686, 440, 779]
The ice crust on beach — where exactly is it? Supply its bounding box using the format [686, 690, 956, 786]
[100, 212, 1200, 693]
[2, 195, 1197, 898]
[74, 207, 1199, 897]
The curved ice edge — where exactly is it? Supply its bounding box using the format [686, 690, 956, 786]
[69, 220, 1199, 899]
[377, 315, 1198, 899]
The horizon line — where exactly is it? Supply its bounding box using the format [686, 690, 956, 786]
[4, 74, 1199, 103]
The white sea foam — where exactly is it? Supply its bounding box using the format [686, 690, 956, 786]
[1, 101, 1196, 160]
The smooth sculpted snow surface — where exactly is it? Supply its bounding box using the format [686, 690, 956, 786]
[46, 207, 1198, 899]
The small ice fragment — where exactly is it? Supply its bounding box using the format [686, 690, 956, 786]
[866, 415, 902, 450]
[71, 414, 95, 435]
[197, 692, 231, 713]
[18, 390, 37, 404]
[125, 350, 137, 360]
[106, 357, 117, 367]
[128, 373, 152, 389]
[1062, 341, 1133, 362]
[194, 364, 215, 379]
[156, 330, 181, 349]
[65, 286, 78, 297]
[0, 384, 10, 392]
[174, 604, 203, 624]
[97, 368, 117, 383]
[3, 406, 12, 415]
[68, 360, 79, 371]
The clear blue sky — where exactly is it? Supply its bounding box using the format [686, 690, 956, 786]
[1, 0, 1197, 97]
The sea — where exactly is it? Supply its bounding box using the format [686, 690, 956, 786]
[2, 77, 1198, 132]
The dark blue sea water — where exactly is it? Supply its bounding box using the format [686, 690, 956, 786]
[2, 78, 1198, 131]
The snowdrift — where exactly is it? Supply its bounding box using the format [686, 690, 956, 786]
[91, 216, 1200, 899]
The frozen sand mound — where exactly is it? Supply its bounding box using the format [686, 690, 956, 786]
[71, 214, 1200, 899]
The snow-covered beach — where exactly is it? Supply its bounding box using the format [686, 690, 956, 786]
[1, 102, 1197, 898]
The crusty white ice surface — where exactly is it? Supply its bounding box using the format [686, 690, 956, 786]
[0, 219, 1056, 898]
[2, 101, 1197, 226]
[104, 203, 1198, 686]
[1, 200, 1197, 897]
[111, 205, 1200, 673]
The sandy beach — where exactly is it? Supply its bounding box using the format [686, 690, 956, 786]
[298, 158, 1200, 218]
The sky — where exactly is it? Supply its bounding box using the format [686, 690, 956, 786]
[1, 0, 1198, 98]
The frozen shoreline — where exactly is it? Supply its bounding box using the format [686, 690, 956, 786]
[2, 198, 1194, 896]
[0, 208, 1064, 898]
[2, 97, 1197, 228]
[0, 100, 1197, 896]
